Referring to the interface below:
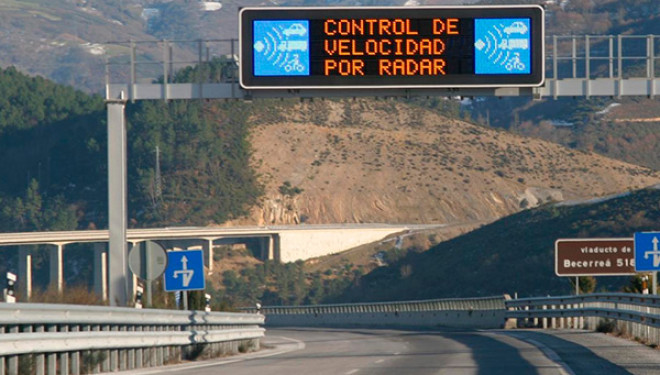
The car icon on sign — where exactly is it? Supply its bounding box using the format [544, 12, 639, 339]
[283, 23, 307, 37]
[503, 21, 528, 35]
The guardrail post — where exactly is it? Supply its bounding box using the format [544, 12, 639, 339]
[135, 326, 143, 368]
[128, 326, 135, 370]
[119, 326, 127, 371]
[7, 326, 17, 375]
[71, 325, 80, 375]
[35, 325, 45, 375]
[47, 325, 57, 375]
[59, 326, 69, 375]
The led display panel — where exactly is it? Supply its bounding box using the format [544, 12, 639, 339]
[240, 6, 544, 89]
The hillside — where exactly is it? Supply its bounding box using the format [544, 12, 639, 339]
[242, 99, 660, 225]
[336, 185, 660, 301]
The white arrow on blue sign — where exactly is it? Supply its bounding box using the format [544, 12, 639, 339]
[634, 232, 660, 272]
[164, 250, 206, 292]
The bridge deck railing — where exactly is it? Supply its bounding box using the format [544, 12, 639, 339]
[506, 293, 660, 345]
[0, 303, 264, 375]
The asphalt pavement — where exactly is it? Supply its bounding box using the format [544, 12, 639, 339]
[117, 328, 660, 375]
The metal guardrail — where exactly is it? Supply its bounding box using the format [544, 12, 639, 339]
[0, 303, 265, 375]
[249, 295, 506, 315]
[506, 293, 660, 345]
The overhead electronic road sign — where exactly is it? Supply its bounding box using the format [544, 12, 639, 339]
[163, 250, 206, 292]
[239, 5, 544, 89]
[555, 238, 635, 277]
[634, 232, 660, 272]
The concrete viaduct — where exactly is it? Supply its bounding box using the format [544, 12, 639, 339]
[0, 224, 438, 301]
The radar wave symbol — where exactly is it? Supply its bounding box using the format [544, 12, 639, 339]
[255, 28, 288, 66]
[476, 25, 510, 67]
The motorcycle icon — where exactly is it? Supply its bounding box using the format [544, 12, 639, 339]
[505, 52, 526, 71]
[284, 54, 305, 73]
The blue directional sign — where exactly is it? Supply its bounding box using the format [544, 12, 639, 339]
[163, 250, 205, 292]
[634, 232, 660, 271]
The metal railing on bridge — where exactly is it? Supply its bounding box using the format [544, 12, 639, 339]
[507, 293, 660, 345]
[0, 303, 264, 375]
[104, 35, 660, 100]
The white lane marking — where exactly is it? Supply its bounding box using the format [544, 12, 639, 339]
[506, 334, 575, 375]
[345, 370, 359, 375]
[117, 336, 305, 375]
[374, 359, 385, 364]
[393, 352, 401, 356]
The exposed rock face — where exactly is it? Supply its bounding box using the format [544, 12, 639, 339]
[241, 99, 660, 225]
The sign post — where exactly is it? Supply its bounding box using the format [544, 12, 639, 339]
[240, 5, 544, 89]
[634, 232, 660, 294]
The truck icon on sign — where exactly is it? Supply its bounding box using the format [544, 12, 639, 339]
[277, 40, 308, 52]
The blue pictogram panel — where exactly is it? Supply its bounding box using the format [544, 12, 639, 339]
[163, 250, 206, 292]
[253, 20, 310, 76]
[635, 232, 660, 272]
[474, 18, 531, 75]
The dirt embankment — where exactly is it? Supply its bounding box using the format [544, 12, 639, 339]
[236, 99, 660, 226]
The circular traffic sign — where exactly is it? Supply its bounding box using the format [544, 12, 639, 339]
[129, 241, 168, 281]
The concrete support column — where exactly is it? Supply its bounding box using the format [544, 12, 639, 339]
[93, 243, 108, 302]
[203, 239, 214, 271]
[269, 235, 277, 261]
[50, 244, 64, 293]
[18, 246, 32, 300]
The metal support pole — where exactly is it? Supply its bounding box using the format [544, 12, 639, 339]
[198, 39, 203, 99]
[130, 41, 136, 103]
[93, 243, 108, 301]
[648, 35, 655, 98]
[107, 101, 129, 307]
[609, 35, 614, 78]
[575, 276, 579, 295]
[162, 40, 169, 101]
[654, 271, 658, 295]
[617, 34, 623, 98]
[585, 35, 591, 98]
[572, 36, 577, 78]
[183, 290, 188, 311]
[553, 35, 558, 99]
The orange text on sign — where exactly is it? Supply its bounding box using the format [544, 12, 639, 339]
[323, 18, 459, 36]
[324, 38, 446, 56]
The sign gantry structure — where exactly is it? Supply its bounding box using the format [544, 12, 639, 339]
[103, 6, 659, 306]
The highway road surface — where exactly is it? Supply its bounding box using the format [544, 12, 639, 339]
[120, 328, 660, 375]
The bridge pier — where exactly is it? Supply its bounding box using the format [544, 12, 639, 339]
[50, 244, 64, 293]
[202, 239, 214, 271]
[17, 246, 32, 300]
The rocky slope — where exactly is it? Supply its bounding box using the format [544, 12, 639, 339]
[240, 99, 660, 225]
